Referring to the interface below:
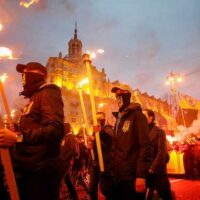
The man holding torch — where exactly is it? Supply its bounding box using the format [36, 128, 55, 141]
[87, 111, 113, 200]
[0, 62, 65, 200]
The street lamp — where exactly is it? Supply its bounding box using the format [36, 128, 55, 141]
[165, 72, 183, 94]
[165, 72, 186, 126]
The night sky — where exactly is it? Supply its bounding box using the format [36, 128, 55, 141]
[0, 0, 200, 108]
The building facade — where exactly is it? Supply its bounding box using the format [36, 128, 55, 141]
[46, 26, 178, 134]
[46, 27, 113, 134]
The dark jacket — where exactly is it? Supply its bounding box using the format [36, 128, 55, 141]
[12, 84, 64, 172]
[92, 124, 113, 171]
[149, 123, 169, 174]
[72, 142, 89, 171]
[60, 132, 79, 175]
[110, 103, 152, 180]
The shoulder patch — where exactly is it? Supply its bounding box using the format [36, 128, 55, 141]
[122, 120, 130, 133]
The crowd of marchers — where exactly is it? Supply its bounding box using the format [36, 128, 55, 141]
[0, 62, 178, 200]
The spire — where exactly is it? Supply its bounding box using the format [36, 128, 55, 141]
[67, 22, 83, 60]
[74, 21, 77, 39]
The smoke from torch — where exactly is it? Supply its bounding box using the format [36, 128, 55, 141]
[20, 0, 39, 8]
[167, 111, 200, 144]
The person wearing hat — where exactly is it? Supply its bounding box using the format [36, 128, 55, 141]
[103, 87, 152, 200]
[0, 62, 65, 200]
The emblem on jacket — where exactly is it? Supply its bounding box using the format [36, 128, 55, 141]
[122, 120, 130, 133]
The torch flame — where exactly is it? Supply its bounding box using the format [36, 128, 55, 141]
[0, 23, 3, 31]
[11, 109, 17, 117]
[0, 47, 13, 60]
[78, 78, 89, 88]
[97, 49, 104, 54]
[86, 49, 104, 60]
[0, 73, 8, 83]
[20, 0, 39, 8]
[90, 52, 96, 59]
[98, 103, 104, 108]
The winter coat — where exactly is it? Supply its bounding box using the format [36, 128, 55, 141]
[60, 132, 79, 175]
[92, 124, 113, 172]
[110, 103, 152, 180]
[148, 123, 169, 174]
[12, 84, 64, 173]
[72, 142, 89, 171]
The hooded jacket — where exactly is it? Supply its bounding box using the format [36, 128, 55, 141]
[110, 103, 152, 180]
[148, 123, 169, 174]
[12, 84, 64, 173]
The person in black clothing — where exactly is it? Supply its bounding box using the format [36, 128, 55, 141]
[71, 133, 89, 200]
[194, 138, 200, 179]
[88, 111, 113, 200]
[103, 87, 152, 200]
[0, 164, 10, 200]
[143, 109, 173, 200]
[182, 142, 195, 180]
[0, 62, 64, 200]
[60, 123, 79, 200]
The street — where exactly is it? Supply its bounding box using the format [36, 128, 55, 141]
[170, 178, 200, 200]
[77, 178, 200, 200]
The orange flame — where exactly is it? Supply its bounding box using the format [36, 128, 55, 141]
[20, 0, 39, 8]
[0, 73, 8, 83]
[0, 47, 13, 60]
[78, 78, 89, 88]
[0, 23, 3, 31]
[86, 49, 104, 59]
[97, 49, 104, 54]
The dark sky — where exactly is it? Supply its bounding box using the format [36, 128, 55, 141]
[0, 0, 200, 109]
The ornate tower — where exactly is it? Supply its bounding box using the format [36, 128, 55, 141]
[67, 23, 82, 60]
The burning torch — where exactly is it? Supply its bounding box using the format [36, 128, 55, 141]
[0, 73, 20, 200]
[77, 78, 95, 160]
[83, 53, 104, 172]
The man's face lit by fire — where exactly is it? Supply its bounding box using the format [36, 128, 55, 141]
[97, 113, 106, 127]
